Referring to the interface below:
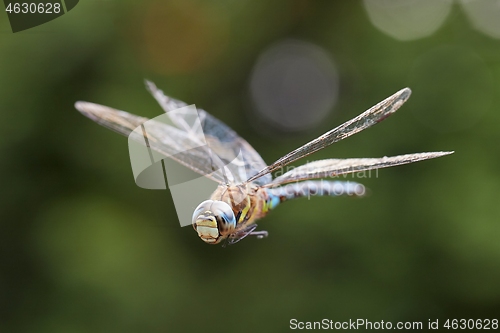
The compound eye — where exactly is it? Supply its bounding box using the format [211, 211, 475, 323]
[210, 201, 236, 234]
[192, 200, 214, 228]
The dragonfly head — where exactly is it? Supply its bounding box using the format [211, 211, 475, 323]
[192, 200, 236, 244]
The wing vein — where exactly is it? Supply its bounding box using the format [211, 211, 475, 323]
[246, 88, 412, 183]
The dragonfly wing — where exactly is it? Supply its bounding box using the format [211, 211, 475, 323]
[268, 152, 454, 186]
[75, 101, 226, 183]
[146, 81, 271, 185]
[246, 88, 412, 183]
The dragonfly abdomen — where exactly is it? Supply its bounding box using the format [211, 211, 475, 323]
[266, 180, 365, 202]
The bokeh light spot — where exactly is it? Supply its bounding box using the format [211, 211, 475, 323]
[249, 40, 338, 132]
[363, 0, 453, 41]
[460, 0, 500, 39]
[141, 1, 229, 74]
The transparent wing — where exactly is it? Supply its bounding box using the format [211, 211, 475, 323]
[268, 152, 454, 186]
[145, 81, 271, 186]
[245, 88, 412, 183]
[75, 81, 270, 185]
[75, 101, 229, 183]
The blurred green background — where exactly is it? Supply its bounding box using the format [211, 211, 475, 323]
[1, 0, 500, 332]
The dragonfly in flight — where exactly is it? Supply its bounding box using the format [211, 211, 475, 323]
[75, 81, 452, 245]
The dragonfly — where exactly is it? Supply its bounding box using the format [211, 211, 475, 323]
[75, 81, 453, 245]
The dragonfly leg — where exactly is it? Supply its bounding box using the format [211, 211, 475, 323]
[227, 224, 267, 245]
[249, 230, 268, 239]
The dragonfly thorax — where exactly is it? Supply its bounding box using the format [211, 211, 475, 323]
[192, 200, 236, 244]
